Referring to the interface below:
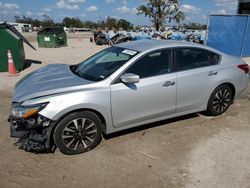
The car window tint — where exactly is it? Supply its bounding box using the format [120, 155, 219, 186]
[101, 52, 130, 63]
[209, 51, 221, 65]
[125, 49, 171, 79]
[176, 48, 211, 71]
[75, 47, 138, 81]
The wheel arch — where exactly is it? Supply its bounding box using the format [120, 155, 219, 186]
[47, 108, 107, 151]
[53, 108, 107, 133]
[205, 82, 236, 110]
[204, 82, 236, 116]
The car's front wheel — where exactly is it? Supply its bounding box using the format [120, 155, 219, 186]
[206, 85, 233, 116]
[54, 111, 102, 155]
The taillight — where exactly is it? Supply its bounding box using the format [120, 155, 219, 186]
[237, 64, 249, 74]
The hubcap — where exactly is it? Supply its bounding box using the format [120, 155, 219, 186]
[212, 89, 231, 113]
[62, 118, 97, 150]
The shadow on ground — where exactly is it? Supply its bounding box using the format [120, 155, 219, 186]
[22, 59, 42, 71]
[104, 113, 199, 139]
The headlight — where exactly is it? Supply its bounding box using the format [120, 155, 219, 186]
[12, 103, 48, 119]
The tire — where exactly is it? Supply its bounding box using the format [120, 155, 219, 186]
[95, 39, 103, 45]
[206, 85, 233, 116]
[54, 111, 102, 155]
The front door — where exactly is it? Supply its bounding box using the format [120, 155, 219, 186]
[110, 49, 177, 128]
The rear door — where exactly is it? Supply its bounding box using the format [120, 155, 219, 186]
[174, 47, 221, 112]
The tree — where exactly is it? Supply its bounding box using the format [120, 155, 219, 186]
[182, 22, 207, 30]
[15, 15, 56, 27]
[137, 0, 184, 31]
[15, 15, 42, 27]
[83, 20, 98, 29]
[106, 16, 117, 30]
[42, 15, 54, 27]
[62, 17, 83, 28]
[117, 19, 133, 30]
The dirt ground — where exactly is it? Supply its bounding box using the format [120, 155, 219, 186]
[0, 33, 250, 188]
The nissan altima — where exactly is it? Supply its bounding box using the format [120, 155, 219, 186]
[9, 40, 249, 155]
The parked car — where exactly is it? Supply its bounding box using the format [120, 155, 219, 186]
[9, 40, 249, 155]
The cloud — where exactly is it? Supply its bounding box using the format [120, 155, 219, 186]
[214, 0, 237, 12]
[214, 0, 237, 7]
[106, 0, 115, 3]
[122, 0, 127, 4]
[67, 0, 85, 4]
[216, 8, 227, 14]
[4, 3, 20, 10]
[180, 4, 201, 14]
[86, 5, 98, 12]
[0, 10, 8, 15]
[27, 11, 32, 16]
[202, 14, 208, 20]
[115, 6, 138, 15]
[116, 6, 130, 14]
[56, 0, 79, 10]
[37, 12, 45, 16]
[43, 8, 52, 12]
[80, 13, 86, 17]
[0, 2, 20, 16]
[57, 0, 66, 8]
[131, 7, 137, 15]
[66, 4, 79, 10]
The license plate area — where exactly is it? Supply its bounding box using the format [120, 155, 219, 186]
[9, 116, 29, 138]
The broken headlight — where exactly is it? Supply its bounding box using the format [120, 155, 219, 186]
[12, 103, 48, 119]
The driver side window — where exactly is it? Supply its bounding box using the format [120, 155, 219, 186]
[125, 49, 172, 79]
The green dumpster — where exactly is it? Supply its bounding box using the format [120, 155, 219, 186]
[37, 28, 67, 48]
[0, 22, 36, 72]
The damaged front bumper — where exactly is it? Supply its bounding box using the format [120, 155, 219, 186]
[8, 115, 55, 153]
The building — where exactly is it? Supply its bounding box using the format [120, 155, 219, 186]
[238, 0, 250, 14]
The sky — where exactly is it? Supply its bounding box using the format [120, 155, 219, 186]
[0, 0, 239, 25]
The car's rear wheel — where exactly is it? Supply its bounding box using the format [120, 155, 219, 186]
[206, 85, 233, 116]
[54, 111, 102, 155]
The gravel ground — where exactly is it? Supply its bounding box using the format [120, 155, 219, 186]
[0, 34, 250, 188]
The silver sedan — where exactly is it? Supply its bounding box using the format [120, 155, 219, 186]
[10, 40, 249, 155]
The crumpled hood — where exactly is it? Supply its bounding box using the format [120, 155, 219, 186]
[13, 64, 93, 102]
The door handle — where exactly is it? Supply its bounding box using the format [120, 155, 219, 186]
[208, 71, 217, 76]
[163, 81, 175, 87]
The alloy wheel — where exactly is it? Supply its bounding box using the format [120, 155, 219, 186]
[62, 118, 97, 151]
[212, 89, 231, 114]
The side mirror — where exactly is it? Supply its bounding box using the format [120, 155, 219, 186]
[120, 73, 140, 84]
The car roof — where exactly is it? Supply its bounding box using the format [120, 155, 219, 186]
[115, 40, 221, 54]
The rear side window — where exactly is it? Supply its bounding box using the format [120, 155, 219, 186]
[209, 51, 221, 65]
[125, 49, 172, 79]
[176, 48, 214, 71]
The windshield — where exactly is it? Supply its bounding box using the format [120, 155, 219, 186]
[74, 46, 138, 81]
